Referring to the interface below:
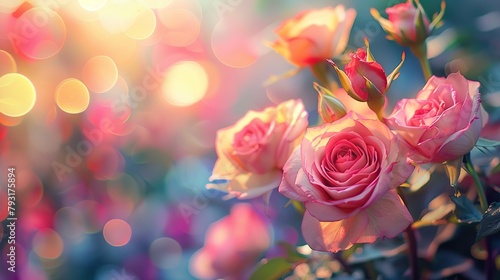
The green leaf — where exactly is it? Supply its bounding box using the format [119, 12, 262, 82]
[475, 137, 500, 148]
[476, 202, 500, 241]
[277, 242, 307, 263]
[249, 258, 294, 280]
[386, 52, 405, 90]
[450, 195, 482, 223]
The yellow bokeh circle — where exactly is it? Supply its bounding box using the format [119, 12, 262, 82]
[161, 61, 208, 106]
[55, 78, 90, 114]
[0, 73, 36, 117]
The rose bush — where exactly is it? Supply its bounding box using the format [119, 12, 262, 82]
[190, 204, 271, 280]
[279, 113, 414, 252]
[270, 6, 356, 67]
[385, 72, 486, 163]
[207, 99, 308, 199]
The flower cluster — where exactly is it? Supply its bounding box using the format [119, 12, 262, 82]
[198, 1, 498, 279]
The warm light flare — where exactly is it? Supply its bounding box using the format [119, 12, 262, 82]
[161, 61, 208, 106]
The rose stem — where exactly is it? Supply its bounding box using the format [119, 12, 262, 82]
[310, 61, 331, 89]
[463, 153, 488, 212]
[331, 253, 352, 274]
[410, 43, 432, 81]
[397, 187, 420, 280]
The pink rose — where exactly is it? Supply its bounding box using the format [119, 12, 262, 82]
[345, 48, 387, 101]
[190, 204, 271, 280]
[279, 113, 414, 252]
[271, 6, 356, 67]
[371, 0, 437, 47]
[208, 99, 308, 199]
[385, 73, 486, 163]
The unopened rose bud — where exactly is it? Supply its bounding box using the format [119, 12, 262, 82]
[314, 83, 346, 123]
[345, 48, 387, 101]
[371, 0, 445, 47]
[328, 40, 404, 103]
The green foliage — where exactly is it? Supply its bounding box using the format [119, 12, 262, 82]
[450, 195, 482, 223]
[249, 258, 295, 280]
[249, 242, 307, 280]
[476, 202, 500, 241]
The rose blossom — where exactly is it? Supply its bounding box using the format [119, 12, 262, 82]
[385, 72, 486, 163]
[190, 204, 271, 280]
[208, 99, 308, 199]
[279, 113, 414, 252]
[270, 6, 356, 67]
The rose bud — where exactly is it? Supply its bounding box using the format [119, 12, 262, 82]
[328, 40, 405, 119]
[314, 83, 346, 123]
[371, 0, 445, 47]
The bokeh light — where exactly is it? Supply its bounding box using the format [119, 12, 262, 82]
[12, 7, 66, 60]
[149, 237, 182, 269]
[82, 55, 118, 93]
[0, 50, 16, 76]
[124, 7, 156, 40]
[0, 1, 23, 13]
[33, 228, 64, 259]
[0, 73, 36, 117]
[211, 20, 260, 68]
[55, 78, 90, 114]
[141, 0, 172, 9]
[103, 219, 132, 247]
[161, 61, 208, 106]
[78, 0, 107, 12]
[158, 8, 200, 47]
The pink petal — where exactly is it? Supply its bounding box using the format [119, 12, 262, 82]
[301, 190, 412, 252]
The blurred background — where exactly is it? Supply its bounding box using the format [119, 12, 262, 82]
[0, 0, 499, 279]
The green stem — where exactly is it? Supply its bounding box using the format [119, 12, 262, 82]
[367, 96, 386, 122]
[310, 62, 331, 89]
[463, 153, 488, 212]
[410, 43, 432, 81]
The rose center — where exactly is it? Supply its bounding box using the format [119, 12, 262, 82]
[233, 118, 270, 154]
[336, 149, 357, 163]
[409, 100, 445, 126]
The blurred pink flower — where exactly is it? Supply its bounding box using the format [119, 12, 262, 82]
[279, 113, 414, 252]
[385, 72, 487, 163]
[270, 6, 356, 67]
[207, 99, 308, 200]
[190, 204, 271, 280]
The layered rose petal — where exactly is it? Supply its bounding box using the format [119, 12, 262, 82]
[385, 73, 486, 163]
[279, 113, 414, 251]
[271, 6, 356, 67]
[209, 99, 308, 199]
[302, 190, 413, 252]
